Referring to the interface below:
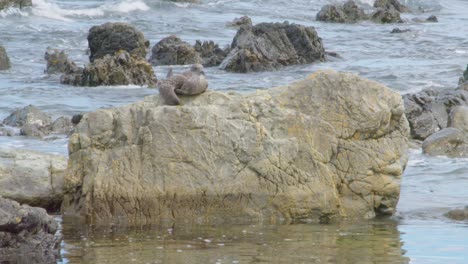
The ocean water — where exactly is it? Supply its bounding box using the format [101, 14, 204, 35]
[0, 0, 467, 263]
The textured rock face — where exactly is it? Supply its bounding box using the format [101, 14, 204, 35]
[0, 197, 61, 262]
[0, 0, 31, 10]
[220, 22, 325, 73]
[61, 50, 157, 87]
[62, 71, 409, 225]
[193, 40, 230, 67]
[0, 45, 11, 70]
[149, 35, 202, 66]
[371, 8, 403, 23]
[403, 89, 468, 140]
[316, 1, 367, 23]
[88, 22, 148, 62]
[44, 48, 80, 75]
[0, 149, 67, 211]
[374, 0, 409, 13]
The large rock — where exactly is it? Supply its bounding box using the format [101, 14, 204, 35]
[0, 45, 11, 70]
[220, 22, 325, 73]
[62, 71, 409, 225]
[149, 35, 202, 66]
[316, 1, 367, 23]
[0, 149, 67, 211]
[193, 40, 230, 67]
[44, 48, 80, 75]
[61, 50, 157, 87]
[88, 22, 148, 62]
[403, 89, 468, 140]
[422, 128, 468, 157]
[0, 0, 31, 10]
[448, 106, 468, 133]
[374, 0, 410, 13]
[0, 197, 61, 262]
[371, 8, 403, 23]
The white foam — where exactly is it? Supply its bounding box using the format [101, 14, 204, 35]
[31, 0, 150, 21]
[0, 7, 29, 18]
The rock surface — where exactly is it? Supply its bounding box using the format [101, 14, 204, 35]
[88, 22, 148, 62]
[0, 197, 61, 262]
[220, 22, 325, 73]
[61, 50, 157, 87]
[193, 40, 230, 67]
[403, 89, 468, 140]
[371, 8, 403, 23]
[316, 0, 367, 23]
[0, 0, 31, 10]
[373, 0, 409, 13]
[0, 45, 11, 70]
[0, 149, 67, 211]
[390, 28, 411, 34]
[62, 71, 409, 225]
[149, 35, 202, 66]
[226, 16, 252, 28]
[44, 48, 80, 74]
[445, 207, 468, 221]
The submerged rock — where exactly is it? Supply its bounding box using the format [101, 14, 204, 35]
[0, 46, 11, 71]
[390, 28, 411, 34]
[149, 35, 202, 66]
[0, 197, 61, 262]
[0, 0, 31, 10]
[0, 149, 66, 211]
[403, 89, 468, 140]
[61, 50, 157, 87]
[88, 22, 148, 62]
[44, 48, 80, 75]
[371, 8, 403, 23]
[426, 15, 438, 22]
[193, 40, 230, 67]
[373, 0, 409, 13]
[220, 22, 325, 73]
[445, 207, 468, 221]
[316, 0, 367, 23]
[62, 71, 409, 225]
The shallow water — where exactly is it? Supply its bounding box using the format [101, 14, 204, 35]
[0, 0, 467, 263]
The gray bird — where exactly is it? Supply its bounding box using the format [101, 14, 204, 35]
[158, 64, 208, 105]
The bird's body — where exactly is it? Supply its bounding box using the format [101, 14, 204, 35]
[158, 64, 208, 105]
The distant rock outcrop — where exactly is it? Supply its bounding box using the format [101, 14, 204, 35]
[62, 71, 409, 225]
[220, 22, 325, 73]
[150, 35, 202, 66]
[44, 48, 80, 75]
[0, 0, 31, 10]
[193, 40, 230, 67]
[0, 46, 11, 71]
[316, 0, 368, 23]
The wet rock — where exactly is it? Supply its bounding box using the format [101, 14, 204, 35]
[62, 71, 409, 225]
[0, 45, 11, 71]
[390, 28, 411, 33]
[50, 116, 73, 134]
[88, 22, 148, 62]
[61, 50, 157, 87]
[3, 105, 52, 130]
[0, 197, 61, 262]
[44, 48, 80, 74]
[71, 114, 83, 125]
[448, 106, 468, 133]
[226, 16, 252, 28]
[371, 8, 403, 23]
[403, 89, 468, 140]
[0, 0, 31, 10]
[426, 15, 438, 22]
[373, 0, 409, 13]
[0, 149, 66, 211]
[422, 128, 468, 157]
[445, 207, 468, 221]
[149, 35, 202, 66]
[193, 40, 230, 67]
[458, 65, 468, 86]
[316, 1, 367, 23]
[220, 22, 325, 73]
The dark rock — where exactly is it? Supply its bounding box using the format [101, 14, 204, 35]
[44, 48, 80, 74]
[62, 50, 157, 87]
[220, 22, 325, 73]
[226, 16, 252, 28]
[0, 45, 11, 71]
[445, 207, 468, 221]
[149, 35, 202, 66]
[71, 114, 83, 125]
[458, 65, 468, 86]
[374, 0, 410, 13]
[0, 0, 31, 10]
[193, 40, 230, 67]
[342, 0, 368, 22]
[390, 28, 411, 33]
[88, 22, 147, 62]
[316, 5, 347, 23]
[371, 8, 403, 23]
[0, 197, 61, 262]
[426, 15, 438, 22]
[403, 89, 468, 140]
[3, 105, 51, 129]
[422, 128, 468, 157]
